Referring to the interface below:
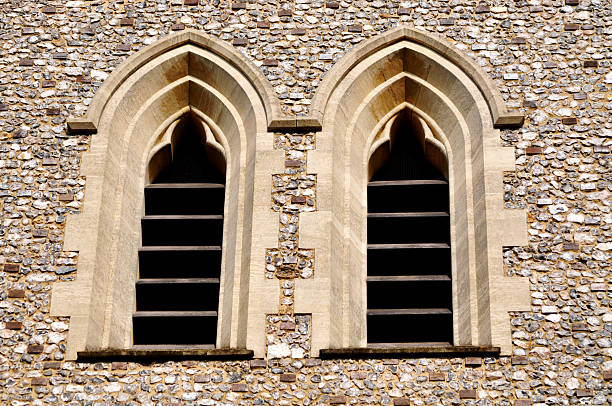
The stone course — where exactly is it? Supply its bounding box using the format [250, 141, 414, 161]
[0, 0, 610, 405]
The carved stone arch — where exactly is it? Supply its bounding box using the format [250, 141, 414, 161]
[299, 26, 529, 355]
[51, 30, 281, 359]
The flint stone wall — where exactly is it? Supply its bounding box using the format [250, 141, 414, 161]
[0, 0, 610, 405]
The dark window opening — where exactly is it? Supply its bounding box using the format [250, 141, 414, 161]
[133, 117, 225, 348]
[367, 119, 452, 347]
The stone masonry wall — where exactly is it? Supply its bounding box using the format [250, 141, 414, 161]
[0, 0, 610, 404]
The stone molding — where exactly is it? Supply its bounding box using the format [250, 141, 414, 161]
[52, 36, 277, 359]
[67, 27, 523, 135]
[302, 35, 529, 355]
[56, 27, 528, 359]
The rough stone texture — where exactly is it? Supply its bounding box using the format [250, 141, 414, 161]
[0, 0, 610, 405]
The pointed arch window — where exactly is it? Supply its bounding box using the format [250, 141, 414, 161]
[134, 115, 226, 348]
[367, 112, 452, 346]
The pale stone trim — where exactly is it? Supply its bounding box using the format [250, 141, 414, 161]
[52, 38, 275, 359]
[301, 35, 528, 355]
[310, 25, 524, 129]
[57, 27, 528, 359]
[68, 30, 279, 134]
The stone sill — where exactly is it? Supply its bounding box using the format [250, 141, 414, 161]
[77, 348, 253, 362]
[320, 346, 501, 359]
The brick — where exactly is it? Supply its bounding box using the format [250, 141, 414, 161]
[563, 242, 579, 250]
[184, 0, 198, 4]
[120, 18, 134, 26]
[604, 370, 612, 381]
[112, 362, 127, 370]
[561, 117, 577, 125]
[280, 321, 296, 330]
[330, 395, 346, 404]
[290, 28, 306, 35]
[171, 23, 185, 31]
[233, 38, 247, 46]
[31, 377, 48, 386]
[351, 371, 367, 380]
[4, 264, 20, 273]
[394, 400, 410, 406]
[278, 9, 292, 17]
[398, 8, 410, 15]
[27, 344, 44, 354]
[0, 104, 8, 111]
[523, 100, 537, 108]
[326, 2, 340, 9]
[194, 374, 210, 383]
[117, 44, 131, 52]
[257, 21, 270, 29]
[250, 359, 267, 368]
[76, 76, 91, 83]
[280, 373, 296, 382]
[232, 2, 246, 10]
[429, 372, 445, 381]
[304, 358, 321, 367]
[529, 5, 543, 12]
[515, 400, 531, 406]
[583, 60, 597, 68]
[262, 59, 278, 67]
[475, 5, 490, 13]
[19, 59, 34, 66]
[439, 18, 454, 26]
[512, 356, 528, 365]
[566, 0, 579, 5]
[59, 192, 74, 201]
[8, 289, 25, 298]
[232, 383, 248, 392]
[53, 52, 67, 60]
[543, 61, 557, 69]
[459, 390, 477, 399]
[291, 196, 307, 204]
[82, 26, 95, 35]
[348, 25, 362, 33]
[465, 357, 482, 367]
[573, 93, 587, 100]
[42, 80, 56, 88]
[41, 6, 56, 13]
[576, 389, 593, 397]
[511, 37, 527, 44]
[47, 108, 60, 116]
[525, 146, 543, 155]
[5, 321, 22, 330]
[13, 130, 27, 138]
[43, 361, 61, 369]
[42, 158, 57, 166]
[564, 24, 580, 31]
[572, 322, 588, 331]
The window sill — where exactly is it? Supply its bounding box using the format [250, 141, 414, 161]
[77, 347, 253, 362]
[319, 345, 500, 359]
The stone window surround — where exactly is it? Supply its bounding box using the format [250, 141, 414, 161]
[50, 27, 530, 360]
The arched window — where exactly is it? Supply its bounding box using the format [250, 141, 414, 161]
[299, 26, 529, 356]
[134, 115, 226, 348]
[51, 31, 281, 359]
[366, 112, 452, 346]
